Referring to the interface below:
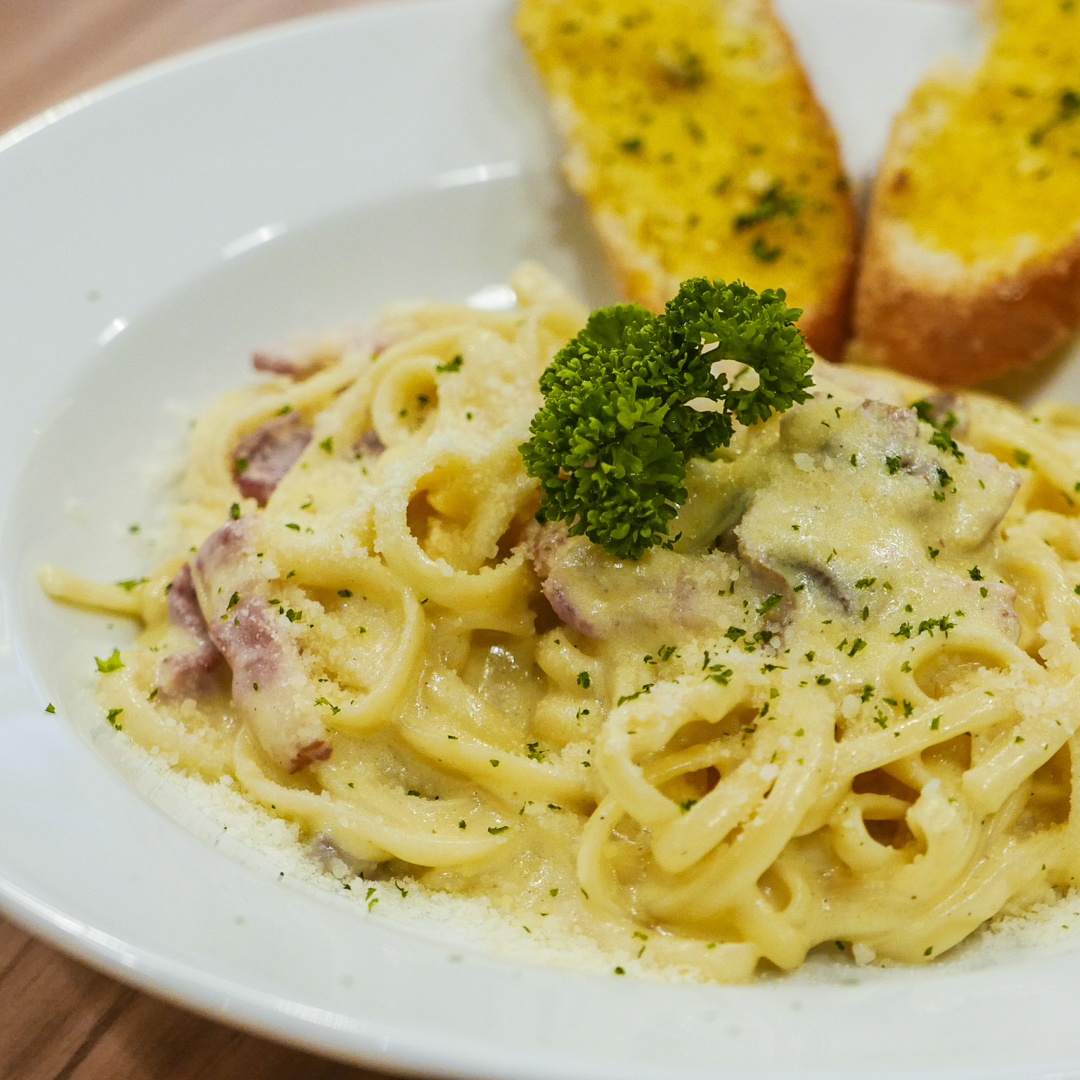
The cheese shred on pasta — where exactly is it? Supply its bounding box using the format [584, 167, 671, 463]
[41, 264, 1080, 981]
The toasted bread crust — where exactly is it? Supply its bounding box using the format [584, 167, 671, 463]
[853, 223, 1080, 387]
[594, 217, 854, 360]
[797, 241, 856, 361]
[851, 0, 1080, 385]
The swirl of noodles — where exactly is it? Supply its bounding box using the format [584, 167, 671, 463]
[41, 264, 1080, 982]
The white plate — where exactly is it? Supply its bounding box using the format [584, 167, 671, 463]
[5, 1, 1080, 1077]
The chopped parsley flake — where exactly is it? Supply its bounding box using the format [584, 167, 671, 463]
[436, 354, 464, 374]
[734, 182, 802, 231]
[617, 684, 654, 706]
[95, 649, 123, 673]
[918, 615, 956, 637]
[757, 593, 784, 616]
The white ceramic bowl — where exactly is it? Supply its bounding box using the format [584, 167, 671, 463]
[5, 1, 1080, 1076]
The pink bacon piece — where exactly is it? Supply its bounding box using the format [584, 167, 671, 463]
[192, 517, 331, 772]
[252, 324, 390, 381]
[353, 430, 386, 458]
[529, 521, 601, 638]
[527, 520, 736, 640]
[232, 413, 311, 506]
[157, 562, 225, 699]
[252, 352, 329, 380]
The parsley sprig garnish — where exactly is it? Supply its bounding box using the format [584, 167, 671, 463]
[520, 279, 814, 559]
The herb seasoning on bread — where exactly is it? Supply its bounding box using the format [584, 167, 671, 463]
[516, 0, 857, 359]
[852, 0, 1080, 385]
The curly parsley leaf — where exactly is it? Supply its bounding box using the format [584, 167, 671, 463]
[520, 278, 813, 559]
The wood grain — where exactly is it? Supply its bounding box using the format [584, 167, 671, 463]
[0, 0, 370, 137]
[0, 8, 412, 1077]
[0, 915, 397, 1078]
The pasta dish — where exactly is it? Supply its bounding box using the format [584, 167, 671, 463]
[40, 264, 1080, 982]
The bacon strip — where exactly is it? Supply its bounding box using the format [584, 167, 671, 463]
[192, 518, 331, 772]
[232, 413, 311, 505]
[252, 352, 329, 380]
[157, 562, 225, 699]
[529, 522, 601, 637]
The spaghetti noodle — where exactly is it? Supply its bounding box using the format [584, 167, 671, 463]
[40, 264, 1080, 981]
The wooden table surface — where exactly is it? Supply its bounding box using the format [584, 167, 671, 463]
[1, 8, 416, 1077]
